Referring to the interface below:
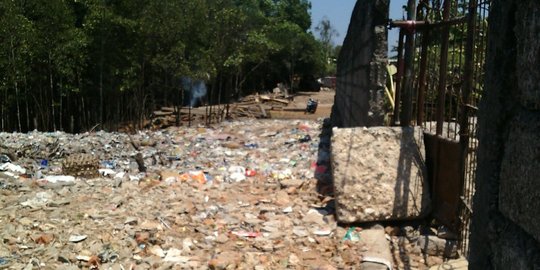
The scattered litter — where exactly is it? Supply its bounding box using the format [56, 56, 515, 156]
[244, 143, 259, 149]
[163, 249, 189, 263]
[0, 154, 11, 163]
[149, 245, 166, 258]
[76, 255, 91, 262]
[343, 227, 361, 242]
[0, 163, 26, 174]
[299, 134, 312, 143]
[99, 168, 116, 177]
[231, 231, 261, 238]
[313, 228, 333, 236]
[228, 166, 247, 182]
[69, 235, 88, 243]
[0, 119, 449, 268]
[43, 175, 75, 183]
[20, 191, 52, 208]
[40, 159, 48, 168]
[245, 169, 257, 177]
[98, 248, 119, 263]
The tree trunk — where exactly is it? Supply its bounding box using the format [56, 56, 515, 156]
[138, 60, 146, 130]
[70, 115, 75, 133]
[218, 74, 223, 122]
[24, 75, 30, 131]
[1, 89, 5, 131]
[14, 80, 21, 132]
[80, 96, 87, 130]
[25, 94, 30, 131]
[49, 53, 56, 131]
[177, 82, 184, 126]
[99, 48, 104, 127]
[33, 117, 38, 131]
[32, 93, 45, 131]
[39, 81, 47, 129]
[10, 38, 22, 132]
[59, 77, 63, 131]
[288, 56, 295, 95]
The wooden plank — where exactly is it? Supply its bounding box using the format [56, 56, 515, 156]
[260, 96, 289, 105]
[153, 111, 173, 116]
[282, 108, 305, 112]
[160, 106, 175, 112]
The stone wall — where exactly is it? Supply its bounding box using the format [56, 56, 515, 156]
[469, 0, 540, 268]
[330, 0, 389, 128]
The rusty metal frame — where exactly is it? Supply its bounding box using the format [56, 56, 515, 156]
[390, 0, 491, 258]
[399, 0, 418, 127]
[435, 0, 452, 136]
[416, 30, 430, 125]
[393, 29, 405, 126]
[389, 16, 467, 29]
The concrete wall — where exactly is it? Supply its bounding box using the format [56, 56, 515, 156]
[331, 126, 430, 223]
[469, 0, 540, 268]
[330, 0, 389, 128]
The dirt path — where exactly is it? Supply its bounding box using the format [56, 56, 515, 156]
[268, 90, 335, 120]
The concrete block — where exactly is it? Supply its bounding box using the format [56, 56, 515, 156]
[331, 127, 430, 223]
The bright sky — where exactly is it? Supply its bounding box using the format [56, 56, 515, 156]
[310, 0, 408, 53]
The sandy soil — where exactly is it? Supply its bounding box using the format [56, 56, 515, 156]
[268, 90, 335, 120]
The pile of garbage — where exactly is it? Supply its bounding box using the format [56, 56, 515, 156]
[0, 119, 341, 269]
[0, 119, 322, 185]
[0, 119, 461, 269]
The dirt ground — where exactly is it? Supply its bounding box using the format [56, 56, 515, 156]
[267, 90, 335, 120]
[0, 88, 459, 269]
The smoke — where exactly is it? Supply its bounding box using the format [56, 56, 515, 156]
[182, 77, 208, 107]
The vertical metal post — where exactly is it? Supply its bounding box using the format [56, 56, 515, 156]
[458, 0, 478, 257]
[189, 81, 192, 127]
[393, 29, 405, 125]
[435, 0, 452, 135]
[416, 30, 430, 126]
[400, 0, 417, 127]
[459, 0, 478, 144]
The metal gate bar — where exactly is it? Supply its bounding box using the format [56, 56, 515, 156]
[390, 0, 490, 258]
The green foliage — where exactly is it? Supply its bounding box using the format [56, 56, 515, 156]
[0, 0, 324, 132]
[314, 17, 339, 76]
[274, 0, 312, 32]
[384, 64, 397, 126]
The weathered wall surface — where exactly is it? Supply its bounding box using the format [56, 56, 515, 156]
[330, 0, 389, 128]
[469, 0, 540, 268]
[331, 127, 430, 223]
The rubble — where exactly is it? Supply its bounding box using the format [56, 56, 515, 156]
[416, 235, 459, 258]
[359, 226, 393, 269]
[0, 119, 464, 269]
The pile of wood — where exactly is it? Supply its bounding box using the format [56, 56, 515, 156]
[147, 106, 201, 129]
[229, 93, 293, 118]
[240, 93, 292, 104]
[146, 93, 293, 129]
[228, 103, 270, 119]
[151, 107, 177, 126]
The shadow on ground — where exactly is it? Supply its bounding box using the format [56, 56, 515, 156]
[314, 118, 335, 200]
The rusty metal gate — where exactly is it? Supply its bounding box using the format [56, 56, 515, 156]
[390, 0, 490, 257]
